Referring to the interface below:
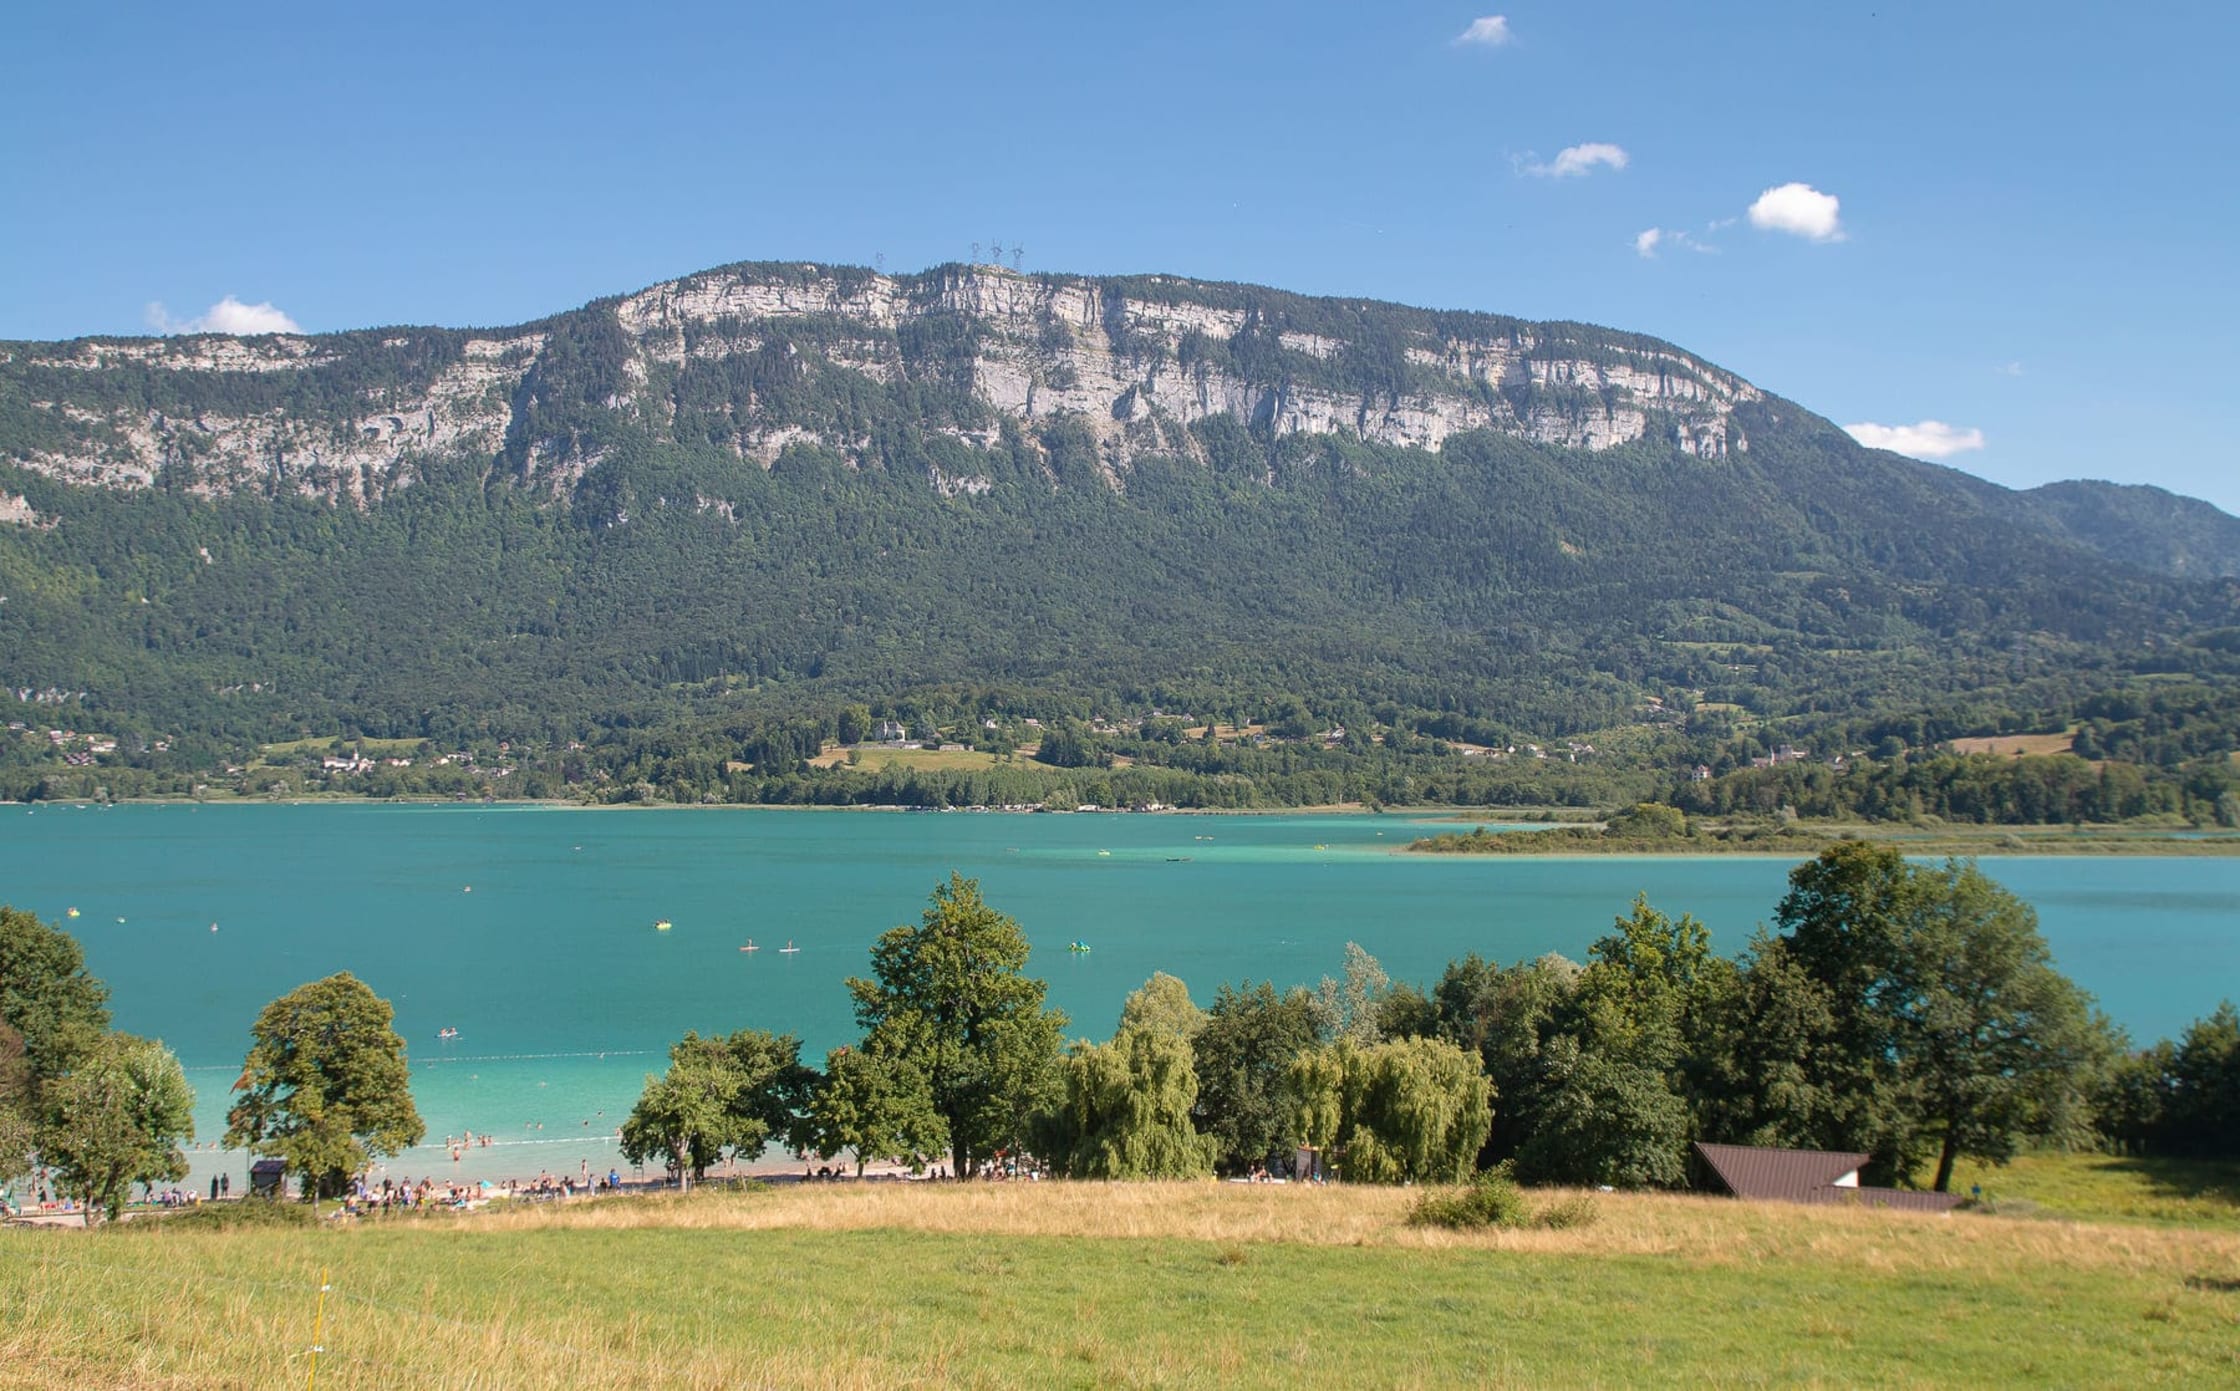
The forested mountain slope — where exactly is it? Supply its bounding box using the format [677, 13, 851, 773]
[1, 261, 2235, 757]
[2021, 480, 2240, 579]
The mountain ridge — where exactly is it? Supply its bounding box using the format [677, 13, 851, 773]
[1, 260, 2236, 768]
[5, 258, 2231, 572]
[2, 261, 1759, 504]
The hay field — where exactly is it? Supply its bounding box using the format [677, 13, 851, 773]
[5, 1173, 2236, 1388]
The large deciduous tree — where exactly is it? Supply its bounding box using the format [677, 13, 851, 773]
[1515, 897, 1732, 1188]
[1429, 951, 1580, 1170]
[805, 1045, 945, 1177]
[1191, 981, 1323, 1174]
[1116, 972, 1206, 1043]
[1707, 843, 2106, 1190]
[224, 972, 424, 1200]
[0, 1022, 33, 1186]
[2158, 1002, 2240, 1157]
[0, 904, 112, 1099]
[1314, 942, 1392, 1045]
[1287, 1035, 1492, 1184]
[846, 875, 1066, 1177]
[620, 1028, 816, 1184]
[39, 1032, 195, 1224]
[1903, 859, 2107, 1191]
[1041, 1025, 1213, 1179]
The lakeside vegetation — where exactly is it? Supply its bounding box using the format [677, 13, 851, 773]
[1411, 807, 2240, 856]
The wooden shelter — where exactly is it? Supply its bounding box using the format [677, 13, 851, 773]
[247, 1158, 288, 1200]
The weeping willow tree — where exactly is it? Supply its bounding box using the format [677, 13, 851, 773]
[1286, 1035, 1493, 1184]
[1040, 1025, 1213, 1179]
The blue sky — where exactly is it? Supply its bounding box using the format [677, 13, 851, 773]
[5, 1, 2236, 509]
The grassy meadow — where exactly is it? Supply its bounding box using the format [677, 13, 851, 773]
[806, 746, 1006, 773]
[6, 1156, 2238, 1388]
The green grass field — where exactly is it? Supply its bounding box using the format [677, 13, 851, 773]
[257, 736, 429, 759]
[1951, 1151, 2240, 1226]
[5, 1154, 2236, 1388]
[807, 746, 1007, 773]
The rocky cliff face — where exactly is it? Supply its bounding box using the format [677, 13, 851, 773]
[2, 263, 1760, 506]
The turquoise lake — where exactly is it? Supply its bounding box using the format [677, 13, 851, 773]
[4, 803, 2235, 1185]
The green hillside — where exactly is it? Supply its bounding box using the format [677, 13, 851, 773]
[2, 262, 2237, 806]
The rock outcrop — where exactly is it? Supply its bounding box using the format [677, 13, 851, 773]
[2, 263, 1758, 504]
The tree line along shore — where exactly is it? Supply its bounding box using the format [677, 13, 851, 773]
[13, 681, 2240, 835]
[1407, 801, 2240, 855]
[4, 843, 2238, 1223]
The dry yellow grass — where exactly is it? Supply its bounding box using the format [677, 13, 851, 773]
[807, 747, 1004, 772]
[7, 1181, 2239, 1389]
[469, 1178, 2240, 1280]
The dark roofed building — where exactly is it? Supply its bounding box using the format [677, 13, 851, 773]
[1693, 1142, 1962, 1214]
[247, 1158, 289, 1199]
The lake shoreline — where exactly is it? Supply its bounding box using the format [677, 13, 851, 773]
[25, 796, 2240, 855]
[13, 794, 1439, 818]
[1407, 820, 2240, 858]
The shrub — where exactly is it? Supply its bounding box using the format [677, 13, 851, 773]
[135, 1197, 317, 1233]
[1533, 1194, 1599, 1230]
[1408, 1168, 1527, 1230]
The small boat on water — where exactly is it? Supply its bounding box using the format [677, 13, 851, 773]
[1068, 940, 1092, 954]
[438, 1027, 460, 1041]
[778, 940, 801, 954]
[66, 907, 80, 918]
[739, 940, 760, 953]
[654, 919, 673, 931]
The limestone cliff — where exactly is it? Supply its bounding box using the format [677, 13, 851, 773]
[1, 263, 1757, 505]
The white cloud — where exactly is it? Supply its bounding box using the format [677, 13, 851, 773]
[1843, 420, 1986, 460]
[1634, 227, 1715, 258]
[1997, 360, 2025, 377]
[1747, 182, 1845, 242]
[144, 295, 302, 336]
[1454, 15, 1511, 46]
[1527, 142, 1628, 178]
